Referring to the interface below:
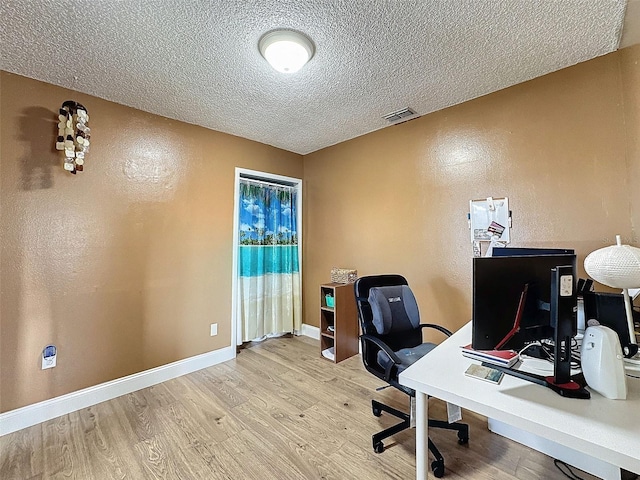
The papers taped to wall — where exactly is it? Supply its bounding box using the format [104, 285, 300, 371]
[469, 197, 511, 243]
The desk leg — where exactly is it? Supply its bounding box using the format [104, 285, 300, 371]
[416, 391, 429, 480]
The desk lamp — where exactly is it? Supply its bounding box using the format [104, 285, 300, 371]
[584, 235, 640, 351]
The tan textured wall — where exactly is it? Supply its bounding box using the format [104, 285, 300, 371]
[303, 47, 639, 335]
[0, 72, 303, 412]
[2, 46, 639, 413]
[621, 46, 640, 243]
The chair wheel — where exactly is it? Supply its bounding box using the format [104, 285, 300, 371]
[431, 460, 445, 478]
[372, 407, 382, 417]
[373, 441, 384, 453]
[458, 434, 469, 445]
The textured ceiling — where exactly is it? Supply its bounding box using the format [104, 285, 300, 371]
[0, 0, 635, 154]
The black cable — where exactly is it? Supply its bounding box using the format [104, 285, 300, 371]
[554, 459, 585, 480]
[540, 338, 582, 369]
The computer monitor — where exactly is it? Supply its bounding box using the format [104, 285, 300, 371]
[472, 253, 577, 351]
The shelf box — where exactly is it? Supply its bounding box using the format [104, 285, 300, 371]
[319, 283, 359, 363]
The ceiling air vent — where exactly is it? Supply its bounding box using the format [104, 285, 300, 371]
[382, 107, 419, 124]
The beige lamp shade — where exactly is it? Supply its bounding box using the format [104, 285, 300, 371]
[584, 239, 640, 289]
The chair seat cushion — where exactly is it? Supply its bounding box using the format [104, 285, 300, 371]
[377, 342, 437, 375]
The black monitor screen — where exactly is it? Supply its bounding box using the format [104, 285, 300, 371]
[472, 254, 577, 350]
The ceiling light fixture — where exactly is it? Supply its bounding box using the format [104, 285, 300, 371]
[259, 30, 314, 74]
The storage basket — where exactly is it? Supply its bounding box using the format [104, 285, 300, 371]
[325, 294, 335, 308]
[330, 267, 357, 284]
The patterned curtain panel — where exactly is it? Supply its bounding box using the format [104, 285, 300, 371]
[238, 180, 301, 343]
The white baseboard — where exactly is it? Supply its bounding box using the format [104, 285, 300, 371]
[301, 323, 320, 339]
[0, 345, 235, 437]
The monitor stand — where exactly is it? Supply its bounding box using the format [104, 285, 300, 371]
[486, 362, 590, 399]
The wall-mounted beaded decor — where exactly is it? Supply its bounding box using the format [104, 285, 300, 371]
[55, 100, 90, 174]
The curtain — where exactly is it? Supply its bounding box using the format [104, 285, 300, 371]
[237, 179, 301, 343]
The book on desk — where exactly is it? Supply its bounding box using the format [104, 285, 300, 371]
[461, 344, 520, 368]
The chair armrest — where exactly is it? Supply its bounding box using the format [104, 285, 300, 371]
[361, 334, 402, 382]
[419, 323, 453, 337]
[360, 334, 402, 365]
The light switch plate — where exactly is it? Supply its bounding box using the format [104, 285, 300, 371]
[210, 323, 218, 336]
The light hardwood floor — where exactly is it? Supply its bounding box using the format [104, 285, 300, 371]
[1, 335, 598, 480]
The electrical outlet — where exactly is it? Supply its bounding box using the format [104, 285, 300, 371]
[42, 345, 57, 370]
[210, 323, 218, 336]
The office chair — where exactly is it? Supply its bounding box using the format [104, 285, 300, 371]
[354, 274, 469, 478]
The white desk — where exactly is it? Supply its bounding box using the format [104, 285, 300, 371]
[399, 322, 640, 480]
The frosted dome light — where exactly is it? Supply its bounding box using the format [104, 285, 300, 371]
[259, 30, 314, 74]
